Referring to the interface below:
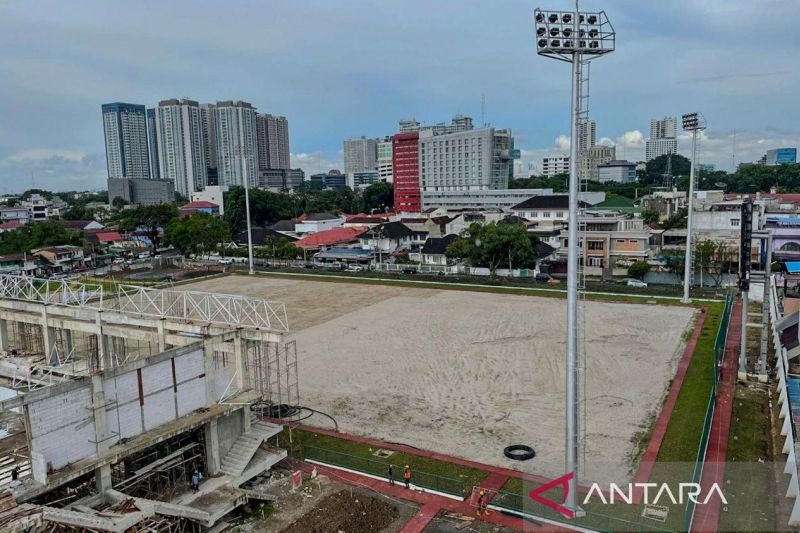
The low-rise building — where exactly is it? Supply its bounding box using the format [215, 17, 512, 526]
[640, 189, 688, 220]
[556, 213, 651, 268]
[510, 195, 591, 224]
[179, 201, 220, 216]
[0, 206, 30, 223]
[191, 185, 228, 215]
[0, 253, 41, 276]
[294, 213, 345, 234]
[32, 245, 86, 275]
[420, 234, 459, 265]
[108, 177, 175, 206]
[294, 226, 368, 251]
[359, 222, 421, 253]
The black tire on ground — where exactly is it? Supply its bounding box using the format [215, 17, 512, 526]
[504, 444, 536, 461]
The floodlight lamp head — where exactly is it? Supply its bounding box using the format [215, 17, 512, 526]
[536, 12, 545, 22]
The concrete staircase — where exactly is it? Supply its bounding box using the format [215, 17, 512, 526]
[219, 421, 282, 477]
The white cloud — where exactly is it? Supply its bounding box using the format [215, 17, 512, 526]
[5, 149, 86, 164]
[290, 151, 343, 176]
[555, 135, 570, 151]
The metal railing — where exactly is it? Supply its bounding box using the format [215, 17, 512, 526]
[300, 444, 468, 498]
[0, 273, 289, 333]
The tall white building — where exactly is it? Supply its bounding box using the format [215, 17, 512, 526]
[419, 127, 516, 193]
[579, 145, 616, 181]
[256, 114, 291, 170]
[377, 138, 393, 182]
[200, 104, 218, 185]
[215, 101, 258, 187]
[343, 137, 378, 175]
[397, 115, 474, 136]
[101, 102, 150, 179]
[577, 119, 596, 151]
[154, 98, 207, 198]
[645, 116, 678, 161]
[542, 155, 570, 177]
[146, 108, 160, 180]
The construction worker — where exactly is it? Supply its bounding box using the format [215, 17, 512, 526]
[404, 465, 412, 489]
[477, 489, 488, 516]
[387, 464, 395, 485]
[191, 468, 202, 493]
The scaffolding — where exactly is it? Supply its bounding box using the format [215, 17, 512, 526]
[246, 340, 299, 416]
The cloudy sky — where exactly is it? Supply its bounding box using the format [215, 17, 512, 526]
[0, 0, 798, 193]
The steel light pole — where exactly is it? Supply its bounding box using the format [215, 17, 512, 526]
[236, 144, 256, 276]
[681, 112, 707, 303]
[533, 2, 615, 515]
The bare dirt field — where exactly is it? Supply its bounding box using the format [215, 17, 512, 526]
[182, 275, 695, 483]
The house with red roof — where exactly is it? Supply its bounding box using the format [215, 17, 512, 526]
[294, 226, 368, 250]
[0, 220, 24, 233]
[179, 201, 220, 216]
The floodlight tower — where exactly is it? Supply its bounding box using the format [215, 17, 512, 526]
[681, 112, 707, 303]
[533, 2, 615, 515]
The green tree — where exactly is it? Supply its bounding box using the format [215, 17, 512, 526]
[0, 221, 84, 255]
[362, 182, 393, 212]
[643, 154, 691, 186]
[662, 249, 686, 281]
[661, 208, 688, 230]
[116, 204, 179, 252]
[254, 236, 300, 260]
[627, 260, 651, 280]
[111, 196, 129, 210]
[164, 212, 230, 256]
[62, 205, 95, 221]
[641, 209, 661, 225]
[445, 222, 534, 276]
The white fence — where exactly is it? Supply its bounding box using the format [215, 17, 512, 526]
[373, 263, 537, 278]
[769, 276, 800, 526]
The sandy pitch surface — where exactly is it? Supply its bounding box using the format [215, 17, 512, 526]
[182, 275, 695, 483]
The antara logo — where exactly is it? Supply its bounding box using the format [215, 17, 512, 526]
[528, 472, 728, 519]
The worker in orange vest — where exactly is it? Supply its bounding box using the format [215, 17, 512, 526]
[404, 465, 412, 489]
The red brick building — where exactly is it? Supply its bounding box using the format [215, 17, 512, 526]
[392, 132, 421, 213]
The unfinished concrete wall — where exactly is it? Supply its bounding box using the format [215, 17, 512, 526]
[26, 345, 212, 472]
[28, 386, 95, 470]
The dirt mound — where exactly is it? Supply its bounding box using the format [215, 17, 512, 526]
[281, 491, 399, 533]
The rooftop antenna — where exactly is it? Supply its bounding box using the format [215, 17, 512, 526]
[731, 128, 737, 171]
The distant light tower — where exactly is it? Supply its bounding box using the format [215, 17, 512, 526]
[235, 144, 256, 276]
[681, 112, 707, 303]
[533, 2, 615, 515]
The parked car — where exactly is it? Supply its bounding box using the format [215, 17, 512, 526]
[627, 279, 648, 288]
[402, 267, 417, 275]
[347, 264, 366, 272]
[535, 272, 553, 283]
[218, 258, 233, 265]
[290, 261, 306, 269]
[112, 258, 124, 265]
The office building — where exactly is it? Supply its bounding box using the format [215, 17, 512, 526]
[766, 148, 797, 166]
[215, 100, 258, 187]
[343, 137, 378, 174]
[310, 169, 347, 189]
[101, 102, 150, 179]
[258, 168, 305, 190]
[542, 155, 570, 177]
[200, 104, 218, 186]
[580, 145, 616, 181]
[419, 127, 517, 194]
[577, 119, 596, 151]
[256, 114, 291, 170]
[645, 116, 678, 161]
[350, 171, 380, 188]
[146, 108, 160, 180]
[421, 188, 554, 210]
[154, 98, 207, 198]
[107, 177, 174, 206]
[397, 115, 474, 136]
[377, 138, 393, 182]
[597, 160, 637, 183]
[392, 132, 421, 212]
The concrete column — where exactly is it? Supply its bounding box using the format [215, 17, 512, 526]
[203, 341, 217, 403]
[91, 374, 113, 494]
[41, 307, 56, 365]
[157, 319, 167, 352]
[0, 318, 8, 352]
[233, 331, 249, 394]
[95, 311, 111, 370]
[203, 419, 221, 475]
[242, 404, 252, 433]
[95, 464, 113, 495]
[63, 328, 74, 358]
